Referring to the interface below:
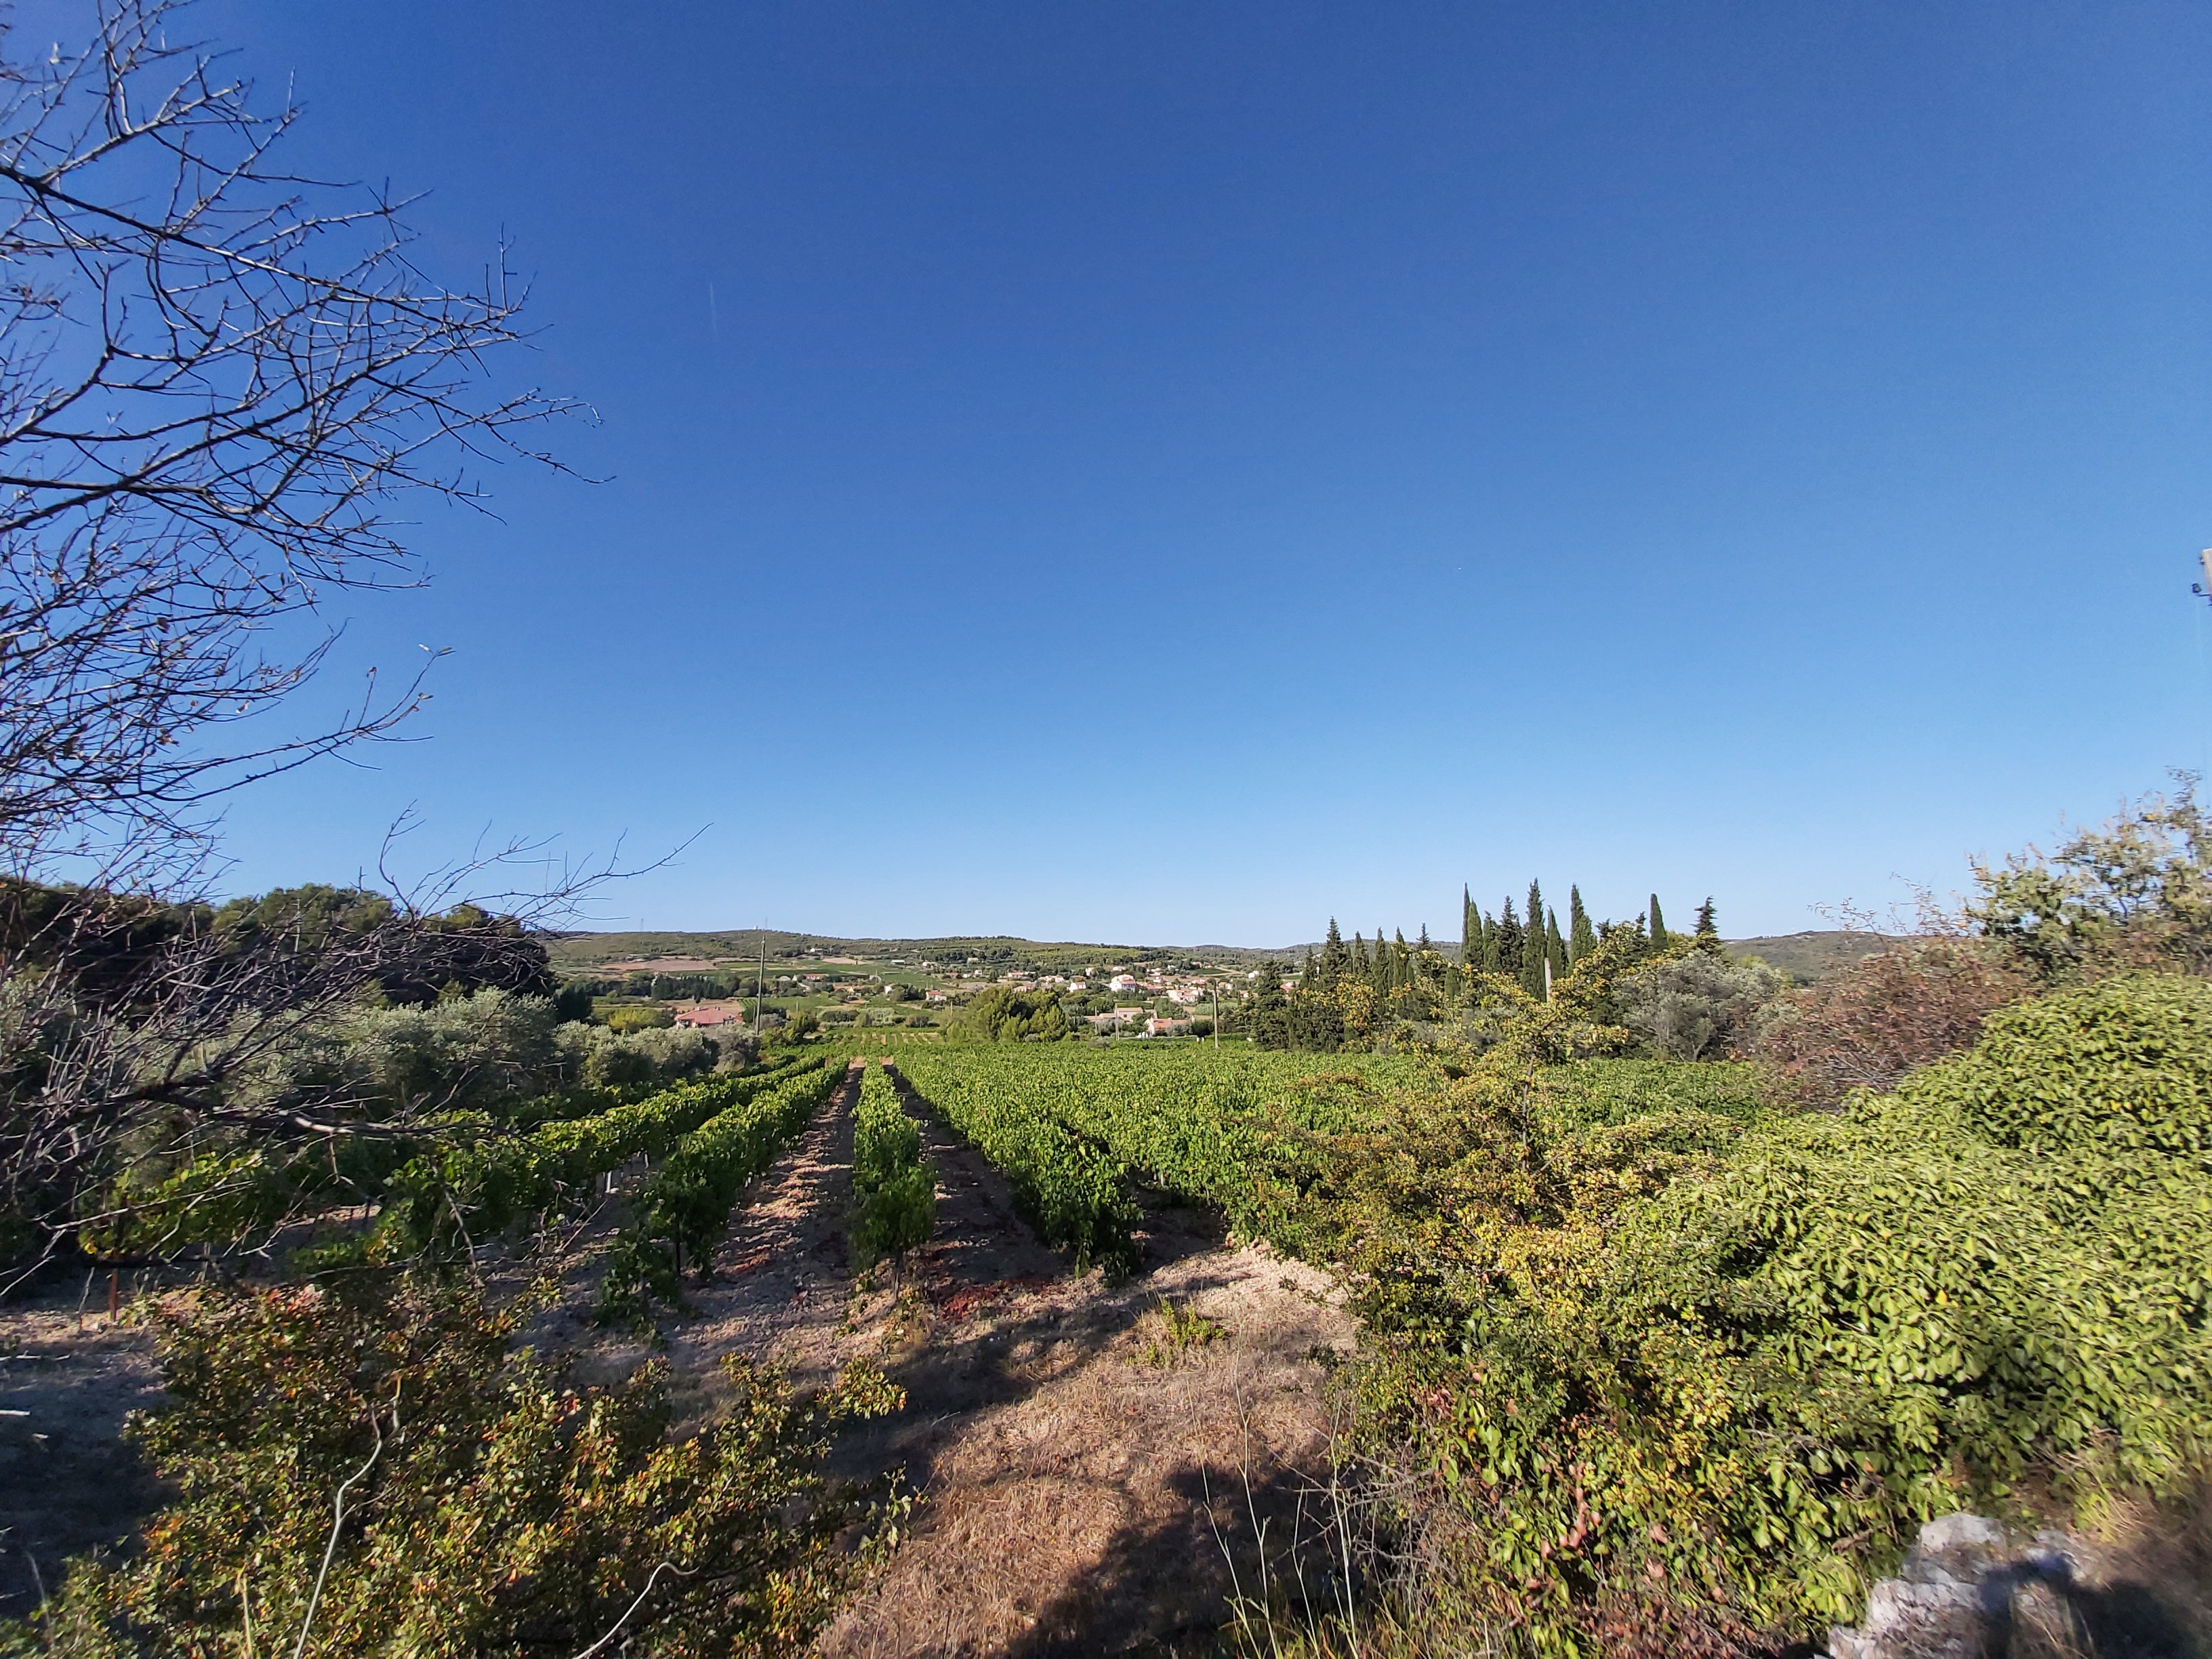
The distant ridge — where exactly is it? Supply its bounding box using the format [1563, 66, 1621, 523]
[1723, 930, 1894, 983]
[546, 926, 1893, 982]
[543, 929, 1318, 974]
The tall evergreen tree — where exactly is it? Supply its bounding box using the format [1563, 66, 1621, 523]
[1480, 908, 1502, 975]
[1317, 918, 1348, 989]
[1373, 926, 1395, 991]
[1461, 886, 1477, 965]
[1351, 933, 1371, 977]
[1694, 897, 1720, 949]
[1521, 880, 1548, 998]
[1394, 928, 1412, 990]
[1494, 900, 1522, 977]
[1547, 907, 1567, 987]
[1568, 885, 1595, 962]
[1650, 894, 1668, 949]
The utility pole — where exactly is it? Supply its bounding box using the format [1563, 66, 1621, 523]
[756, 929, 766, 1028]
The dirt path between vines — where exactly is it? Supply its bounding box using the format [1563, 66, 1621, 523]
[605, 1058, 1357, 1658]
[0, 1057, 1357, 1654]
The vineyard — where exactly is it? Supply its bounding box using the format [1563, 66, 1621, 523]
[892, 1044, 1769, 1265]
[8, 939, 2212, 1654]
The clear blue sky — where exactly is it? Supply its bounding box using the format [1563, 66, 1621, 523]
[183, 0, 2209, 945]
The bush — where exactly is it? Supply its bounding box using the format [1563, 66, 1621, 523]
[1616, 948, 1784, 1060]
[554, 1021, 716, 1090]
[1326, 972, 2212, 1655]
[1753, 935, 2028, 1105]
[604, 1003, 675, 1035]
[1971, 777, 2212, 981]
[0, 1276, 905, 1657]
[948, 986, 1068, 1043]
[220, 988, 562, 1124]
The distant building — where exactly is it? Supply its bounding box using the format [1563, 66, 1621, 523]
[674, 1005, 741, 1029]
[1146, 1017, 1191, 1038]
[1109, 974, 1139, 992]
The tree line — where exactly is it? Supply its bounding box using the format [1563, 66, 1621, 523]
[1236, 883, 1718, 1050]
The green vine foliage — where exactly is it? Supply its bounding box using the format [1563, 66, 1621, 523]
[892, 1052, 1139, 1273]
[849, 1063, 934, 1271]
[1328, 971, 2212, 1656]
[0, 1275, 906, 1658]
[596, 1061, 846, 1320]
[376, 1057, 813, 1254]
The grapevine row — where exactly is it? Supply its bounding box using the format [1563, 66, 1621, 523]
[890, 1051, 1139, 1273]
[849, 1063, 935, 1269]
[380, 1055, 816, 1252]
[597, 1057, 851, 1317]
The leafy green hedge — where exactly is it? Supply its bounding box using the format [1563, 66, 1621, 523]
[598, 1060, 848, 1318]
[1342, 972, 2212, 1654]
[850, 1064, 934, 1270]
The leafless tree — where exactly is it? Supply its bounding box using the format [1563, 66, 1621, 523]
[0, 0, 620, 1278]
[0, 0, 576, 877]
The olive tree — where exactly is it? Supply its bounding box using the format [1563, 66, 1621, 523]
[1616, 947, 1785, 1061]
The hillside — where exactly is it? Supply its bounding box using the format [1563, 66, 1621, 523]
[541, 929, 1318, 975]
[1724, 929, 1894, 982]
[547, 926, 1894, 983]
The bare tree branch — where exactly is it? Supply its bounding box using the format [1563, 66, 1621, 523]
[0, 0, 581, 876]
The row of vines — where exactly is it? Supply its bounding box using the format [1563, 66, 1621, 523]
[597, 1059, 851, 1317]
[850, 1063, 935, 1269]
[894, 982, 2212, 1657]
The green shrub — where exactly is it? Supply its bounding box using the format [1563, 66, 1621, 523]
[1331, 971, 2212, 1655]
[0, 1275, 905, 1657]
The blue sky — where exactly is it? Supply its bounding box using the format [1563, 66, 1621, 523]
[174, 0, 2209, 945]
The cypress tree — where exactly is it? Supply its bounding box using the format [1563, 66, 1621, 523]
[1373, 926, 1394, 991]
[1394, 929, 1412, 989]
[1318, 918, 1348, 989]
[1521, 880, 1547, 998]
[1650, 895, 1668, 949]
[1480, 909, 1502, 976]
[1547, 907, 1567, 985]
[1494, 900, 1522, 977]
[1461, 886, 1477, 966]
[1352, 933, 1371, 977]
[1568, 886, 1595, 962]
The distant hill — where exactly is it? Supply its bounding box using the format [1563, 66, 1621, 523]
[1723, 930, 1894, 983]
[544, 925, 1889, 983]
[541, 928, 1317, 976]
